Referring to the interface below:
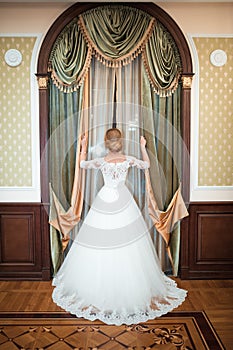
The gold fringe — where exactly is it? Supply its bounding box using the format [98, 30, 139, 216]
[78, 15, 156, 69]
[141, 49, 181, 97]
[49, 44, 93, 93]
[49, 14, 181, 96]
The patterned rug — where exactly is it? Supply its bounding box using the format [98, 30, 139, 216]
[0, 311, 225, 350]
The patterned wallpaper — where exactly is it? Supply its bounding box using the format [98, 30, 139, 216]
[0, 36, 36, 187]
[193, 37, 233, 186]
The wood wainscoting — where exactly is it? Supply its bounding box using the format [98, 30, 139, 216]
[0, 202, 232, 280]
[180, 202, 233, 279]
[0, 203, 50, 280]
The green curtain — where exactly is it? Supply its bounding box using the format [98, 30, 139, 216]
[142, 63, 182, 274]
[49, 19, 91, 92]
[49, 81, 84, 273]
[143, 22, 181, 96]
[48, 4, 184, 275]
[153, 86, 182, 275]
[79, 5, 153, 58]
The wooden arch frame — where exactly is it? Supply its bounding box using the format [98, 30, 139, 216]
[37, 2, 193, 275]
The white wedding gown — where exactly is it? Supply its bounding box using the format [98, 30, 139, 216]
[52, 156, 187, 325]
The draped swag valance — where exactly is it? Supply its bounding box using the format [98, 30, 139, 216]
[49, 5, 182, 96]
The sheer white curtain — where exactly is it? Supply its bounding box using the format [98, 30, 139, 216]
[115, 57, 144, 208]
[114, 57, 169, 271]
[73, 58, 116, 238]
[78, 56, 170, 271]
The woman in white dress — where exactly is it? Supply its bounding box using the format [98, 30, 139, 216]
[52, 128, 187, 325]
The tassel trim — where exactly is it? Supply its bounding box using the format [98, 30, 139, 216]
[141, 49, 182, 97]
[48, 44, 93, 93]
[78, 15, 156, 69]
[48, 12, 181, 96]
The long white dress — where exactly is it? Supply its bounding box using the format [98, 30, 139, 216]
[52, 156, 187, 325]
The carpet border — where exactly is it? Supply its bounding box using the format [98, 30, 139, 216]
[0, 311, 226, 350]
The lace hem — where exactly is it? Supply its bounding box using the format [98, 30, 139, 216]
[52, 277, 187, 326]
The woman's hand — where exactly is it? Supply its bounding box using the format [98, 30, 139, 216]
[80, 135, 87, 162]
[81, 135, 88, 152]
[140, 135, 150, 167]
[140, 135, 147, 148]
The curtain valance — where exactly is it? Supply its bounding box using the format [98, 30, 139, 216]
[49, 20, 92, 92]
[49, 5, 182, 96]
[142, 23, 181, 96]
[78, 6, 155, 65]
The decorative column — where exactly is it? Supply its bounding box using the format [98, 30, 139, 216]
[180, 73, 194, 203]
[180, 73, 194, 279]
[181, 75, 193, 90]
[37, 75, 49, 90]
[36, 73, 51, 280]
[36, 73, 50, 203]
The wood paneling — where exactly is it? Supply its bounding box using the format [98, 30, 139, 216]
[180, 202, 233, 279]
[197, 214, 233, 261]
[0, 204, 50, 280]
[1, 214, 34, 263]
[1, 202, 232, 281]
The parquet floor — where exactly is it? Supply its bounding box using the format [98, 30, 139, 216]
[0, 279, 232, 349]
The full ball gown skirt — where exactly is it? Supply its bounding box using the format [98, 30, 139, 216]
[52, 157, 187, 325]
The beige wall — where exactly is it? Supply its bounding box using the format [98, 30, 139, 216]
[0, 2, 69, 34]
[1, 2, 232, 34]
[0, 2, 232, 201]
[0, 36, 36, 187]
[194, 36, 232, 187]
[159, 2, 233, 34]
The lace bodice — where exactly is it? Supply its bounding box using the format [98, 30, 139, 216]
[80, 156, 149, 187]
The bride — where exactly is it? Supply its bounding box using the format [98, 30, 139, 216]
[52, 128, 187, 325]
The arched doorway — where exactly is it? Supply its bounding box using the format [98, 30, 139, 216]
[37, 2, 193, 278]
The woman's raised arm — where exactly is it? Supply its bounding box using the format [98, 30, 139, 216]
[140, 136, 150, 167]
[80, 135, 87, 163]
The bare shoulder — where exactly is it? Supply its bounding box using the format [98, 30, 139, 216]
[104, 154, 127, 164]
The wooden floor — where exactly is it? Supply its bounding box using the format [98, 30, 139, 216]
[0, 278, 232, 350]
